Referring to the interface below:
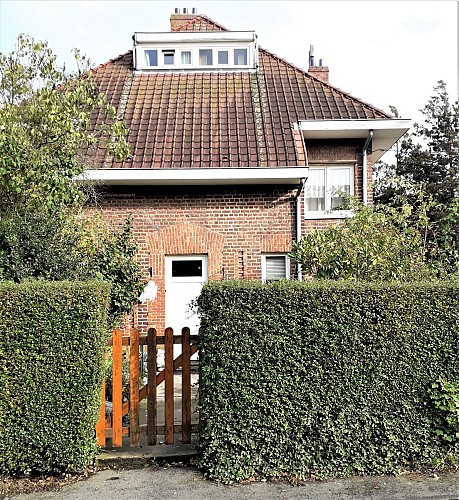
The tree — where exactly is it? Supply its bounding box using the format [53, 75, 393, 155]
[291, 199, 432, 282]
[0, 35, 143, 325]
[374, 81, 459, 274]
[375, 81, 459, 208]
[0, 34, 129, 213]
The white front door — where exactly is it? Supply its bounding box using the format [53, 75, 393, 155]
[165, 255, 208, 335]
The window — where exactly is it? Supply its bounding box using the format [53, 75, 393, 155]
[199, 49, 213, 65]
[144, 49, 158, 66]
[234, 48, 248, 65]
[181, 51, 192, 64]
[218, 50, 228, 64]
[304, 167, 352, 216]
[172, 260, 203, 278]
[163, 50, 175, 65]
[262, 254, 290, 282]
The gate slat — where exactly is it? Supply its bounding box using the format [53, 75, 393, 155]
[112, 327, 123, 447]
[147, 328, 157, 445]
[96, 378, 106, 446]
[129, 327, 140, 446]
[181, 327, 191, 444]
[164, 327, 174, 444]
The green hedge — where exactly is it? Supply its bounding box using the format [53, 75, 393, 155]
[0, 280, 110, 475]
[196, 280, 459, 482]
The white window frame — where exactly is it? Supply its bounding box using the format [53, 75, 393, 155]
[262, 253, 290, 282]
[304, 165, 354, 219]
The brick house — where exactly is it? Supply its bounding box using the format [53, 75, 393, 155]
[82, 10, 410, 333]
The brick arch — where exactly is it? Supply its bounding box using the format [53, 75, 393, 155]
[146, 223, 225, 329]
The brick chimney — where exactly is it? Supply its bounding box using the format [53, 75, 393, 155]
[170, 7, 199, 31]
[308, 45, 329, 82]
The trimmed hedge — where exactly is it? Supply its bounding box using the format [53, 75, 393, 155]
[0, 280, 110, 475]
[196, 280, 459, 482]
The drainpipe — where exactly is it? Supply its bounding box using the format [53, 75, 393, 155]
[295, 178, 306, 281]
[362, 130, 373, 205]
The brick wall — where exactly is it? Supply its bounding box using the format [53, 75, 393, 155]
[89, 185, 297, 331]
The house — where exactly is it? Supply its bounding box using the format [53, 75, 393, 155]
[82, 9, 410, 333]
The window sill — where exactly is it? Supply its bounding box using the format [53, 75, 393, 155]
[304, 210, 354, 220]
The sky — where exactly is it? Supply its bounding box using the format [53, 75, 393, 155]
[0, 0, 458, 131]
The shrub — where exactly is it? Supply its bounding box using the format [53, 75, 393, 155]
[0, 280, 110, 475]
[196, 280, 459, 483]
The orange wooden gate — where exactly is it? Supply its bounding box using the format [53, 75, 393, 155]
[96, 326, 199, 447]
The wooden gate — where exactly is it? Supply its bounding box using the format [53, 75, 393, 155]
[96, 326, 199, 447]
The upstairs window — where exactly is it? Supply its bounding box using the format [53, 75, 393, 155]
[181, 50, 192, 64]
[218, 50, 229, 64]
[199, 49, 213, 65]
[163, 50, 175, 65]
[145, 49, 158, 66]
[234, 48, 248, 65]
[305, 167, 353, 217]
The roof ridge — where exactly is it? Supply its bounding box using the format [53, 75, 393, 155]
[259, 46, 392, 119]
[172, 14, 229, 32]
[91, 50, 132, 73]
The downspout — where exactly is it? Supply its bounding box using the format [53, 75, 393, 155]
[295, 178, 306, 281]
[362, 130, 373, 205]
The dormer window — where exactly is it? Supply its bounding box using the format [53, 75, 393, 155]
[163, 50, 175, 65]
[199, 49, 213, 66]
[134, 31, 258, 72]
[234, 48, 247, 65]
[145, 49, 158, 66]
[181, 51, 192, 64]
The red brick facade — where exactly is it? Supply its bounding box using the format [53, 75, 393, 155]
[92, 185, 298, 331]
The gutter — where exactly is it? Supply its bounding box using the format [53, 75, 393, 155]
[362, 130, 373, 205]
[295, 178, 306, 281]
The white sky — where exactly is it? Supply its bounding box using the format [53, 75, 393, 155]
[0, 0, 458, 129]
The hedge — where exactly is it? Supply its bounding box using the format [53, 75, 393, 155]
[196, 280, 459, 483]
[0, 280, 110, 476]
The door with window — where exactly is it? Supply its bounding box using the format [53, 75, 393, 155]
[165, 255, 208, 335]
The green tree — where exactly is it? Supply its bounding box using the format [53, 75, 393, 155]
[374, 81, 459, 274]
[0, 34, 129, 213]
[291, 199, 432, 281]
[0, 35, 143, 325]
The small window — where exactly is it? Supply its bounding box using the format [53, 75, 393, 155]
[218, 50, 229, 64]
[262, 254, 289, 282]
[199, 49, 213, 65]
[234, 48, 248, 65]
[305, 167, 352, 215]
[181, 51, 192, 65]
[163, 50, 175, 65]
[145, 49, 158, 66]
[172, 260, 203, 278]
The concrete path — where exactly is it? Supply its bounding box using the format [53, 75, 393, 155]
[20, 466, 459, 499]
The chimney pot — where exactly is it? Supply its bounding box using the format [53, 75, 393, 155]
[183, 7, 188, 14]
[192, 7, 197, 14]
[174, 7, 179, 13]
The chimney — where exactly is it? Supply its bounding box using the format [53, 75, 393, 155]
[170, 7, 199, 31]
[308, 45, 329, 82]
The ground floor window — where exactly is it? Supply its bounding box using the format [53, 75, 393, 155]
[262, 254, 290, 282]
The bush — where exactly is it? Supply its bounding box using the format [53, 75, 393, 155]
[196, 280, 459, 483]
[0, 280, 110, 475]
[291, 201, 432, 281]
[0, 208, 144, 326]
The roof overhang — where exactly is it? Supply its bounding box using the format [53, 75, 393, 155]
[296, 119, 411, 162]
[77, 167, 309, 186]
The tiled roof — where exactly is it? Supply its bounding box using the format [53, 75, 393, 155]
[89, 15, 391, 169]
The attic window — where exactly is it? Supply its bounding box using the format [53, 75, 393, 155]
[181, 51, 192, 64]
[199, 49, 213, 65]
[163, 50, 175, 65]
[234, 48, 247, 65]
[145, 49, 158, 66]
[218, 50, 229, 64]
